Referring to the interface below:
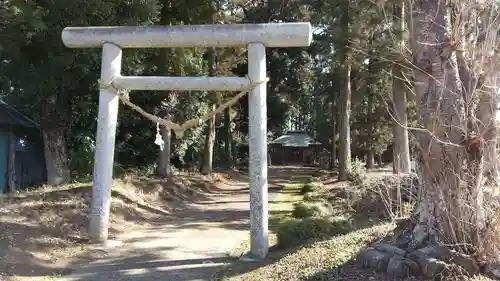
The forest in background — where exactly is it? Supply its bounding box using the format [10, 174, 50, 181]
[0, 0, 410, 183]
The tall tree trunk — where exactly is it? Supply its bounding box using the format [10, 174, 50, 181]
[201, 48, 217, 175]
[412, 0, 467, 246]
[331, 101, 337, 169]
[42, 127, 70, 185]
[338, 0, 351, 181]
[410, 0, 493, 253]
[366, 80, 375, 169]
[392, 2, 411, 174]
[202, 104, 216, 174]
[366, 51, 378, 170]
[156, 126, 171, 178]
[338, 63, 352, 181]
[224, 108, 233, 167]
[155, 1, 176, 178]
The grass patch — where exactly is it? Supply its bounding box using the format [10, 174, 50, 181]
[229, 182, 306, 257]
[300, 182, 323, 194]
[291, 201, 333, 219]
[303, 191, 326, 202]
[276, 217, 351, 248]
[220, 223, 395, 281]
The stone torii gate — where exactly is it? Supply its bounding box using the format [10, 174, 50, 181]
[61, 23, 312, 259]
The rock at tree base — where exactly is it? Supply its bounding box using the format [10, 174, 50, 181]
[449, 251, 479, 275]
[357, 243, 481, 279]
[414, 257, 449, 278]
[373, 242, 406, 256]
[406, 246, 451, 261]
[386, 255, 420, 278]
[485, 263, 500, 279]
[357, 249, 391, 271]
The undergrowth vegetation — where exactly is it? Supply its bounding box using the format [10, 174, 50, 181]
[300, 182, 324, 194]
[222, 223, 397, 281]
[221, 170, 428, 281]
[291, 200, 333, 219]
[347, 158, 367, 186]
[284, 171, 418, 248]
[277, 217, 352, 248]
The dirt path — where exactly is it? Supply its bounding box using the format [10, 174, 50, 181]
[61, 166, 316, 281]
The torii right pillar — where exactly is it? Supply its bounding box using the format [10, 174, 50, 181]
[247, 42, 268, 259]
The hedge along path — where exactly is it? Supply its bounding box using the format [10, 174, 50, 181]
[109, 75, 269, 139]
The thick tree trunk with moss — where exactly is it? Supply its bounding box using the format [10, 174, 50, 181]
[412, 1, 475, 247]
[358, 3, 499, 277]
[42, 127, 70, 185]
[392, 2, 411, 174]
[337, 0, 351, 181]
[409, 0, 497, 257]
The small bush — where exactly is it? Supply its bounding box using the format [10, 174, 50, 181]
[336, 186, 363, 202]
[292, 201, 333, 218]
[301, 182, 323, 194]
[352, 176, 419, 221]
[277, 217, 351, 248]
[347, 158, 367, 185]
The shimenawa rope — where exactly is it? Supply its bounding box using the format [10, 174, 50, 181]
[99, 75, 268, 140]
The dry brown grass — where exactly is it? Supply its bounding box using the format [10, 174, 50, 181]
[0, 172, 232, 281]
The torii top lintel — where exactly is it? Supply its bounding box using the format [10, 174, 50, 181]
[61, 22, 312, 49]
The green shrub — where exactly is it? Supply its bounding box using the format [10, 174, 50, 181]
[347, 158, 367, 185]
[292, 201, 333, 218]
[301, 182, 323, 194]
[277, 217, 351, 248]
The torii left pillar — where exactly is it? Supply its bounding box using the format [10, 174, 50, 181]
[89, 42, 122, 243]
